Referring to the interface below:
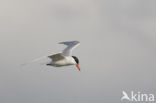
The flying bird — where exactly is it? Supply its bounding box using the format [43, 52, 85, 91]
[22, 41, 80, 71]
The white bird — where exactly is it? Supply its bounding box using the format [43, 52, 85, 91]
[22, 41, 80, 71]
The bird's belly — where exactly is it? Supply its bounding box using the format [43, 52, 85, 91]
[54, 59, 73, 66]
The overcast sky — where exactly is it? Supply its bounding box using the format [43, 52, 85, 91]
[0, 0, 156, 103]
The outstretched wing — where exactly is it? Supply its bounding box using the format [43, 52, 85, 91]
[59, 41, 80, 56]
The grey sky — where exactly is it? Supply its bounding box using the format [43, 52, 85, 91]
[0, 0, 156, 103]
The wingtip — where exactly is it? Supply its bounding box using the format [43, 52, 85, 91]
[58, 41, 80, 44]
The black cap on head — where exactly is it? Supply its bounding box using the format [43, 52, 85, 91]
[72, 56, 79, 64]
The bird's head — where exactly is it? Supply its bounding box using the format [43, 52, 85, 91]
[72, 56, 80, 71]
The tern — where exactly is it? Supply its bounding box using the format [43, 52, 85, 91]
[23, 41, 80, 71]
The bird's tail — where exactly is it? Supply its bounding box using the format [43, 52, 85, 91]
[21, 56, 47, 66]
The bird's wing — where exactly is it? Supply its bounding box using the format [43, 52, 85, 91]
[21, 53, 64, 66]
[48, 53, 65, 62]
[59, 41, 80, 56]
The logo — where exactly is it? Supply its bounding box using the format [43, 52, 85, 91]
[121, 91, 155, 102]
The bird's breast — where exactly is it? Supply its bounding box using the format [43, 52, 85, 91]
[54, 57, 75, 66]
